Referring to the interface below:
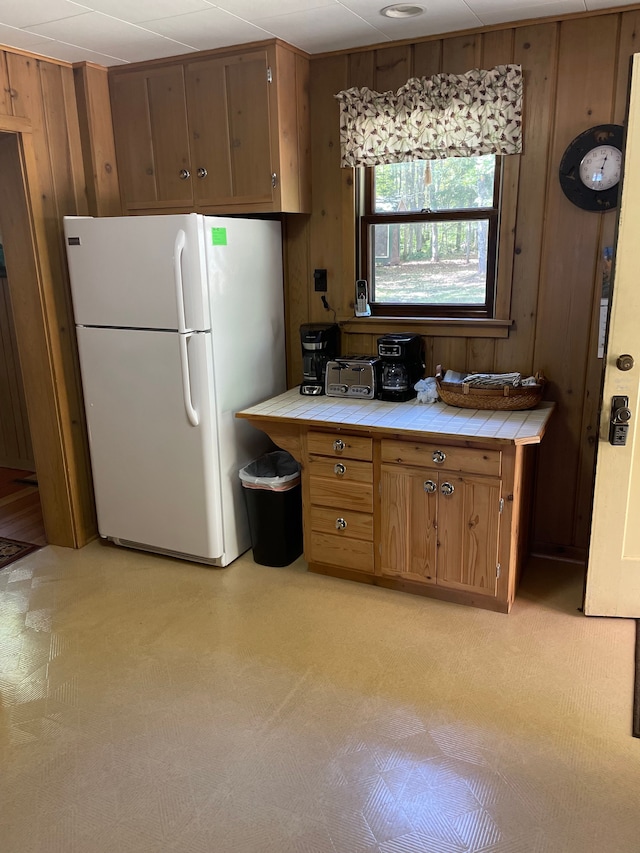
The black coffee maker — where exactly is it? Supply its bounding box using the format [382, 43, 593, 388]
[376, 334, 424, 402]
[300, 323, 340, 395]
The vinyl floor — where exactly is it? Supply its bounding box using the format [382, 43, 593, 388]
[0, 542, 638, 853]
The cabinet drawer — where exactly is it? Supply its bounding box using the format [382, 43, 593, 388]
[308, 455, 372, 483]
[308, 532, 374, 573]
[310, 505, 373, 541]
[381, 440, 501, 476]
[307, 431, 372, 461]
[309, 477, 373, 513]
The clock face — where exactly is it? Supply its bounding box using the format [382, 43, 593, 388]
[559, 124, 624, 211]
[579, 144, 622, 191]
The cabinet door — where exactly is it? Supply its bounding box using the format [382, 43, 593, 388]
[111, 66, 192, 210]
[146, 66, 193, 206]
[186, 51, 273, 208]
[380, 465, 437, 585]
[110, 72, 157, 208]
[437, 474, 501, 597]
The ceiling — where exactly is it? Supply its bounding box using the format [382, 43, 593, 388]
[0, 0, 636, 66]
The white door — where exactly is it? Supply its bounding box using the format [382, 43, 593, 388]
[585, 53, 640, 617]
[64, 213, 210, 331]
[76, 326, 224, 561]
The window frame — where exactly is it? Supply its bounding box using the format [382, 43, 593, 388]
[357, 158, 503, 319]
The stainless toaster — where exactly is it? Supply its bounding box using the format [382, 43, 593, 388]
[325, 356, 381, 399]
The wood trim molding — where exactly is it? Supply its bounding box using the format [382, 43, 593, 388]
[0, 114, 32, 134]
[340, 317, 513, 337]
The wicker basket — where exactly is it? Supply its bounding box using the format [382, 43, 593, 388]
[435, 366, 546, 411]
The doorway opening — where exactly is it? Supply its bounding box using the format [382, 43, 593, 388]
[0, 262, 46, 547]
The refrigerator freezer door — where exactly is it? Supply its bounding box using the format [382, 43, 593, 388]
[76, 326, 225, 561]
[64, 214, 211, 332]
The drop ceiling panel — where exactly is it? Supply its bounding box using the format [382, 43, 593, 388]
[465, 0, 584, 26]
[0, 0, 88, 29]
[138, 7, 272, 51]
[252, 6, 389, 53]
[71, 0, 215, 25]
[341, 0, 482, 40]
[0, 22, 54, 50]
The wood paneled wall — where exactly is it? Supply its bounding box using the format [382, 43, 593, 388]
[0, 48, 102, 545]
[0, 276, 34, 469]
[285, 9, 640, 557]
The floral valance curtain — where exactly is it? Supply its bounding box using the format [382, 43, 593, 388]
[334, 64, 523, 168]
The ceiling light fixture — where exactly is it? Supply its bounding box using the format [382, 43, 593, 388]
[380, 4, 425, 18]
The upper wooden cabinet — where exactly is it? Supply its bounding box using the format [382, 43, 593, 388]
[109, 41, 310, 214]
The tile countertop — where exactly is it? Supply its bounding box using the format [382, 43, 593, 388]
[237, 388, 555, 446]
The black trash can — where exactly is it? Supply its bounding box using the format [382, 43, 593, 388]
[239, 451, 303, 567]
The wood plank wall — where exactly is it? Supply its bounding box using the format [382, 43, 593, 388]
[285, 9, 640, 558]
[0, 48, 99, 545]
[0, 276, 34, 469]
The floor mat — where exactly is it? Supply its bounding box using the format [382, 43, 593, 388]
[0, 536, 40, 570]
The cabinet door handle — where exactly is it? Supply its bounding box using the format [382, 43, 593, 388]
[335, 517, 347, 530]
[334, 463, 346, 476]
[441, 482, 455, 496]
[179, 168, 191, 180]
[333, 439, 345, 452]
[271, 172, 278, 188]
[423, 480, 437, 493]
[196, 167, 207, 178]
[432, 450, 446, 464]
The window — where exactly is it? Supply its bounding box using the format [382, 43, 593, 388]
[358, 155, 502, 318]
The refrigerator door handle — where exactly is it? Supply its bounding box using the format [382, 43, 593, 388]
[179, 333, 199, 426]
[173, 229, 190, 334]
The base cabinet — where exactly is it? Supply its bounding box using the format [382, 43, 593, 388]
[380, 466, 502, 598]
[299, 429, 527, 612]
[238, 411, 540, 613]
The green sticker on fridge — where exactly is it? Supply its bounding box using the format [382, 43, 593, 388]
[211, 227, 227, 246]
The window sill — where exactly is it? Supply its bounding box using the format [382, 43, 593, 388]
[339, 316, 513, 338]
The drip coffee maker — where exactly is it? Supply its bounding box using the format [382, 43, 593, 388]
[376, 334, 424, 402]
[299, 323, 340, 395]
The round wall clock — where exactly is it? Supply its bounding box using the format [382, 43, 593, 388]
[558, 124, 624, 211]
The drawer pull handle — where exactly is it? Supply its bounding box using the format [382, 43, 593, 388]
[423, 480, 437, 493]
[441, 482, 455, 496]
[334, 463, 346, 476]
[333, 439, 345, 452]
[432, 450, 446, 464]
[335, 517, 347, 530]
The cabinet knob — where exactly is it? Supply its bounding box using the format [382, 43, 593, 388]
[196, 167, 208, 178]
[440, 482, 455, 496]
[179, 168, 191, 180]
[432, 450, 446, 464]
[334, 463, 346, 476]
[335, 517, 347, 530]
[423, 480, 437, 493]
[333, 439, 345, 452]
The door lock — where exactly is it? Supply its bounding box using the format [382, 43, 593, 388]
[616, 354, 634, 371]
[609, 395, 632, 445]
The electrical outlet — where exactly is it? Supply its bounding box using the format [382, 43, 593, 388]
[313, 269, 327, 292]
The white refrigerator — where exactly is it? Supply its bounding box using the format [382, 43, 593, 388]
[63, 213, 286, 566]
